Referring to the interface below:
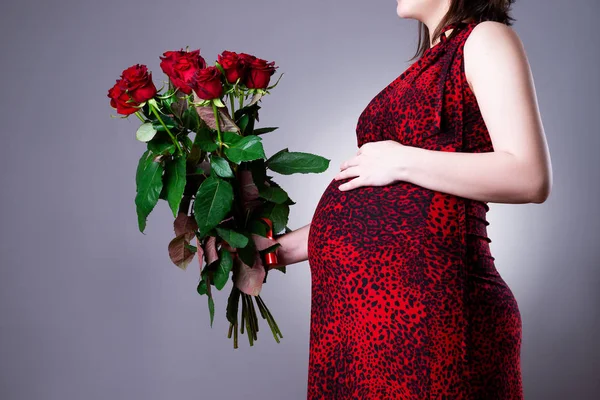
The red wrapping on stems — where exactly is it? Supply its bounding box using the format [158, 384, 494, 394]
[261, 217, 279, 267]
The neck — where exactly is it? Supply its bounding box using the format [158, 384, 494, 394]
[426, 18, 474, 49]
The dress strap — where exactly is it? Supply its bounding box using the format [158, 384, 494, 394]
[439, 21, 468, 43]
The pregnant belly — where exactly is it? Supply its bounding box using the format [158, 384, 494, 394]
[307, 176, 469, 270]
[308, 176, 462, 265]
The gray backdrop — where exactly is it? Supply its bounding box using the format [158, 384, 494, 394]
[1, 0, 598, 399]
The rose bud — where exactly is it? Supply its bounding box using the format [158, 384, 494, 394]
[159, 49, 207, 95]
[119, 64, 157, 103]
[107, 78, 141, 116]
[192, 66, 224, 100]
[244, 57, 278, 89]
[217, 50, 246, 85]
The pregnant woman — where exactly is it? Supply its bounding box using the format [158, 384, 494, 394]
[271, 0, 552, 398]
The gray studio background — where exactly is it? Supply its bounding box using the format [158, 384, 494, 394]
[1, 0, 598, 399]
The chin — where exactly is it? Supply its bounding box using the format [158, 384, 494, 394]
[396, 0, 434, 20]
[396, 7, 411, 19]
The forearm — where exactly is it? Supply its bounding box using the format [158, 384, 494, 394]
[399, 146, 547, 204]
[275, 223, 311, 266]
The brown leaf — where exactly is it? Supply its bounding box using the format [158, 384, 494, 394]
[203, 235, 219, 265]
[233, 251, 265, 296]
[250, 233, 279, 251]
[239, 169, 263, 213]
[196, 236, 204, 273]
[239, 170, 259, 200]
[174, 212, 198, 239]
[247, 92, 263, 107]
[168, 233, 196, 270]
[170, 89, 189, 118]
[192, 92, 240, 134]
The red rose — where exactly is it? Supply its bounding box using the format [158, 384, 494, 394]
[192, 66, 224, 100]
[237, 53, 257, 67]
[217, 51, 245, 84]
[237, 53, 256, 76]
[107, 78, 140, 116]
[243, 56, 277, 89]
[119, 64, 157, 103]
[160, 49, 207, 94]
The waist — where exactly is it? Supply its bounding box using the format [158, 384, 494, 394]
[465, 200, 494, 260]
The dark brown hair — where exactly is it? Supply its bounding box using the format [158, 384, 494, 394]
[409, 0, 517, 61]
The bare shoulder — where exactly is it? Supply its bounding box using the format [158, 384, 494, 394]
[463, 21, 529, 91]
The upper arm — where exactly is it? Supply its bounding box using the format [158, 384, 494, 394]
[463, 21, 553, 200]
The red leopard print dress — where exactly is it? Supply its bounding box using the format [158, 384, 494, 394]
[306, 21, 523, 399]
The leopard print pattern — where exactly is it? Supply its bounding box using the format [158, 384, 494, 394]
[307, 21, 523, 399]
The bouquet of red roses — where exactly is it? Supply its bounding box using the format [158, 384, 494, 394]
[107, 48, 329, 348]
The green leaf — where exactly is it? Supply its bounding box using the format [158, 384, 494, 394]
[159, 183, 168, 200]
[184, 243, 197, 252]
[237, 114, 250, 133]
[233, 100, 261, 121]
[182, 108, 201, 131]
[201, 260, 217, 282]
[266, 149, 330, 175]
[226, 286, 241, 326]
[272, 265, 287, 273]
[197, 279, 207, 295]
[164, 154, 187, 217]
[215, 227, 249, 248]
[237, 233, 256, 268]
[208, 295, 215, 328]
[135, 152, 164, 233]
[136, 149, 152, 188]
[151, 114, 177, 132]
[261, 242, 281, 255]
[193, 126, 218, 152]
[258, 186, 289, 204]
[193, 176, 234, 238]
[213, 248, 233, 290]
[221, 131, 243, 146]
[212, 97, 226, 108]
[247, 218, 270, 237]
[136, 122, 158, 142]
[223, 135, 266, 164]
[181, 135, 193, 151]
[261, 203, 289, 234]
[253, 127, 278, 135]
[210, 155, 234, 178]
[147, 136, 176, 155]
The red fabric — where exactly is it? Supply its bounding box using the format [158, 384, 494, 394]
[307, 21, 523, 399]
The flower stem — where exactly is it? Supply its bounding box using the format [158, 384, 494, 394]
[248, 295, 259, 340]
[149, 101, 183, 155]
[229, 93, 236, 117]
[134, 111, 145, 122]
[211, 101, 223, 155]
[240, 292, 246, 335]
[257, 295, 282, 339]
[242, 294, 254, 346]
[255, 295, 281, 343]
[233, 322, 238, 349]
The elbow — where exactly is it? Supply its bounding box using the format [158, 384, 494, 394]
[515, 154, 552, 204]
[528, 175, 552, 204]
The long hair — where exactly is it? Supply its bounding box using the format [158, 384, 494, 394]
[409, 0, 517, 61]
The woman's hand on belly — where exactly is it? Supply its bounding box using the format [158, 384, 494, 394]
[333, 140, 416, 191]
